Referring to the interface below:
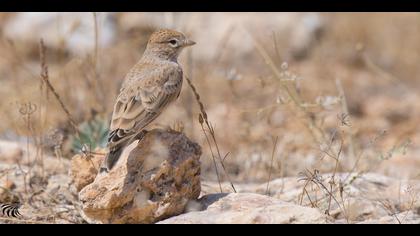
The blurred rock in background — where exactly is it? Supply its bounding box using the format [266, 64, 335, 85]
[117, 12, 325, 61]
[3, 12, 116, 56]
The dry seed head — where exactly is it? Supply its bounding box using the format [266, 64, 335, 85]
[281, 62, 289, 71]
[46, 128, 64, 148]
[18, 102, 37, 116]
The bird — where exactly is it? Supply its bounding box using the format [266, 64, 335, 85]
[101, 29, 196, 172]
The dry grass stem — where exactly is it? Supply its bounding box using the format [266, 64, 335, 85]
[265, 136, 278, 195]
[245, 27, 327, 146]
[38, 39, 81, 140]
[185, 76, 236, 193]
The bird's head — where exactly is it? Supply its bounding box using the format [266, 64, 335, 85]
[144, 29, 196, 62]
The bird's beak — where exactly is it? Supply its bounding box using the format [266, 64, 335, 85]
[184, 39, 196, 47]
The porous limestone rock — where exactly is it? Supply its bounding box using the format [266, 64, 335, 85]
[158, 193, 327, 224]
[200, 173, 420, 223]
[77, 129, 202, 224]
[70, 148, 104, 192]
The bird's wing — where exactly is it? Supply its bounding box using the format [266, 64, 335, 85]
[107, 65, 182, 149]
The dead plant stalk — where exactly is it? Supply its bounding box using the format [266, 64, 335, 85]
[185, 76, 236, 193]
[39, 39, 81, 140]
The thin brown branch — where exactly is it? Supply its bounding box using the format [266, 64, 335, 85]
[265, 136, 278, 195]
[38, 39, 81, 140]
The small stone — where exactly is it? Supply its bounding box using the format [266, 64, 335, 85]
[70, 148, 104, 192]
[0, 179, 19, 203]
[0, 140, 24, 164]
[3, 180, 16, 190]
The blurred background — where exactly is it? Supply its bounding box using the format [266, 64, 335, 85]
[0, 12, 419, 184]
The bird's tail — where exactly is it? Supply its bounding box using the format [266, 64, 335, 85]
[100, 146, 124, 173]
[100, 129, 148, 173]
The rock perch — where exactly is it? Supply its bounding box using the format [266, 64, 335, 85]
[72, 129, 202, 224]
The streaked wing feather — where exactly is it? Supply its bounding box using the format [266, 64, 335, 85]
[107, 68, 181, 150]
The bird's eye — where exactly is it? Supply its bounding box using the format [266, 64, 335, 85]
[169, 39, 178, 46]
